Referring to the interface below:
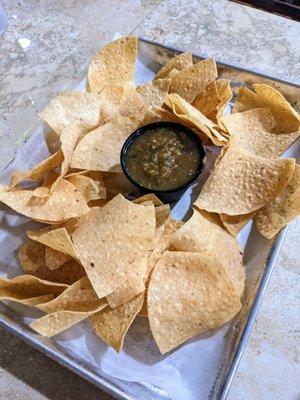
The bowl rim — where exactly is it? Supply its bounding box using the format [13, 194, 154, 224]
[120, 121, 206, 195]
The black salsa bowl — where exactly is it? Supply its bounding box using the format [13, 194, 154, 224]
[120, 122, 206, 203]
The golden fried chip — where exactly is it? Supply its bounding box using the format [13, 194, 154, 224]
[192, 81, 219, 117]
[98, 84, 146, 124]
[106, 255, 147, 309]
[38, 92, 101, 134]
[137, 79, 171, 108]
[88, 36, 138, 93]
[9, 150, 63, 188]
[70, 115, 142, 173]
[0, 179, 89, 223]
[194, 140, 295, 215]
[19, 241, 85, 284]
[72, 194, 156, 298]
[66, 174, 106, 203]
[220, 212, 255, 237]
[38, 276, 106, 313]
[167, 68, 179, 78]
[0, 275, 68, 306]
[90, 293, 144, 352]
[169, 58, 217, 103]
[143, 106, 180, 125]
[102, 172, 135, 198]
[164, 93, 227, 145]
[27, 227, 77, 259]
[221, 108, 299, 158]
[155, 52, 193, 80]
[133, 193, 163, 206]
[45, 247, 72, 270]
[255, 164, 300, 239]
[214, 79, 233, 119]
[147, 251, 241, 354]
[170, 209, 245, 296]
[233, 84, 300, 120]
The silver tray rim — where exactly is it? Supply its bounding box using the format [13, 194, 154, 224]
[0, 37, 298, 400]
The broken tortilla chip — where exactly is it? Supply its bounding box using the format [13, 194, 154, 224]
[164, 93, 227, 145]
[169, 58, 217, 103]
[255, 164, 300, 239]
[88, 36, 138, 93]
[72, 194, 156, 298]
[38, 91, 101, 134]
[147, 251, 241, 354]
[221, 108, 299, 158]
[70, 115, 143, 173]
[90, 293, 144, 352]
[155, 52, 193, 80]
[170, 209, 245, 297]
[137, 79, 171, 108]
[0, 179, 89, 223]
[194, 140, 295, 215]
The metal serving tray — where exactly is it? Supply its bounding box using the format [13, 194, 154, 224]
[0, 38, 299, 400]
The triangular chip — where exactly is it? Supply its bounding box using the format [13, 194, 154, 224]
[147, 251, 241, 354]
[143, 106, 180, 125]
[66, 174, 106, 203]
[38, 91, 101, 134]
[155, 52, 193, 80]
[70, 115, 142, 172]
[194, 140, 295, 215]
[170, 209, 245, 296]
[221, 108, 299, 158]
[45, 247, 72, 270]
[0, 275, 68, 306]
[136, 79, 171, 108]
[133, 193, 163, 206]
[255, 164, 300, 239]
[88, 36, 138, 93]
[72, 194, 156, 298]
[192, 81, 219, 117]
[164, 93, 227, 145]
[0, 179, 89, 223]
[169, 58, 217, 103]
[98, 84, 146, 124]
[90, 293, 144, 352]
[27, 227, 77, 259]
[220, 212, 255, 237]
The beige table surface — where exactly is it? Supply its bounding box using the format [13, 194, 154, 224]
[0, 1, 299, 399]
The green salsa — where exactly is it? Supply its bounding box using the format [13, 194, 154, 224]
[124, 126, 202, 191]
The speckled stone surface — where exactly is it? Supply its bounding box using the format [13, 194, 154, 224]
[0, 1, 299, 399]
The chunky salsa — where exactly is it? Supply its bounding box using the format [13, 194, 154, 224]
[124, 126, 202, 191]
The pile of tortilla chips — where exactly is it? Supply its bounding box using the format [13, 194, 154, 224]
[0, 36, 299, 354]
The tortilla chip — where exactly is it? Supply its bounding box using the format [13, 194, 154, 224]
[167, 68, 179, 78]
[164, 93, 228, 145]
[70, 115, 142, 173]
[30, 307, 106, 337]
[153, 204, 171, 247]
[143, 106, 180, 125]
[136, 79, 171, 108]
[0, 275, 68, 306]
[27, 227, 77, 259]
[38, 91, 101, 134]
[98, 84, 146, 124]
[133, 193, 163, 206]
[72, 194, 156, 298]
[88, 36, 138, 93]
[90, 293, 144, 352]
[102, 172, 135, 198]
[170, 209, 245, 297]
[220, 212, 255, 237]
[169, 58, 218, 103]
[221, 108, 300, 158]
[255, 164, 300, 239]
[38, 276, 106, 313]
[45, 247, 72, 270]
[214, 79, 233, 120]
[155, 52, 193, 80]
[0, 179, 89, 223]
[147, 251, 241, 354]
[194, 140, 295, 215]
[192, 81, 219, 117]
[9, 150, 63, 188]
[66, 174, 106, 203]
[106, 255, 147, 309]
[233, 84, 300, 121]
[19, 241, 85, 284]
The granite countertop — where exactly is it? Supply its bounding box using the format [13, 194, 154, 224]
[0, 1, 299, 399]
